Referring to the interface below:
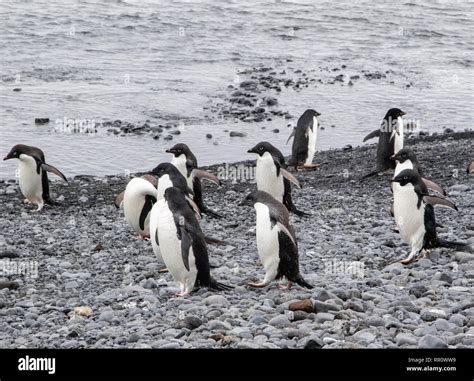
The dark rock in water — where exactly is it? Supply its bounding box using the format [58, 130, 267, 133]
[34, 118, 50, 124]
[239, 80, 258, 89]
[229, 131, 247, 137]
[254, 107, 265, 114]
[153, 135, 160, 140]
[206, 134, 212, 139]
[0, 250, 20, 259]
[334, 74, 345, 82]
[342, 143, 352, 150]
[348, 81, 354, 86]
[264, 97, 278, 106]
[163, 135, 173, 141]
[13, 88, 21, 92]
[444, 128, 454, 134]
[0, 281, 19, 290]
[170, 130, 181, 135]
[350, 75, 360, 80]
[273, 129, 280, 133]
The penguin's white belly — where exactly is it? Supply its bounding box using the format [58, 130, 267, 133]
[157, 201, 197, 286]
[171, 155, 193, 188]
[256, 154, 284, 202]
[157, 176, 173, 200]
[393, 185, 425, 246]
[255, 203, 280, 272]
[394, 117, 404, 154]
[123, 177, 156, 236]
[19, 158, 42, 202]
[305, 121, 317, 164]
[149, 201, 163, 262]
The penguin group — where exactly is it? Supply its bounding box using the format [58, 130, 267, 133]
[3, 107, 472, 296]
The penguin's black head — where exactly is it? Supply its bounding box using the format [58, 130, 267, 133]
[4, 144, 26, 160]
[304, 109, 321, 117]
[391, 148, 417, 163]
[384, 108, 406, 120]
[247, 141, 278, 157]
[150, 162, 176, 178]
[166, 143, 190, 158]
[391, 169, 420, 186]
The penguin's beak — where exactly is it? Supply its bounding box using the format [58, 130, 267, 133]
[400, 111, 406, 116]
[165, 148, 175, 154]
[3, 154, 13, 161]
[315, 111, 321, 117]
[247, 148, 256, 154]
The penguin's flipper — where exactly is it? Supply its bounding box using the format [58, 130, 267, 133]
[423, 195, 457, 211]
[280, 168, 302, 189]
[185, 195, 201, 220]
[286, 130, 295, 144]
[179, 227, 192, 272]
[41, 163, 67, 181]
[193, 169, 221, 186]
[204, 235, 227, 245]
[139, 195, 156, 231]
[421, 177, 446, 196]
[276, 222, 296, 247]
[114, 191, 125, 208]
[363, 129, 381, 142]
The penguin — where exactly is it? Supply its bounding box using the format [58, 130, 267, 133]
[287, 109, 321, 171]
[391, 169, 470, 264]
[467, 160, 474, 174]
[120, 175, 158, 239]
[154, 187, 232, 296]
[240, 190, 312, 289]
[166, 143, 222, 218]
[247, 142, 307, 216]
[362, 108, 406, 178]
[392, 148, 446, 195]
[3, 144, 67, 211]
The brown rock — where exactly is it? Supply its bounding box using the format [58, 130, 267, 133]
[289, 299, 314, 313]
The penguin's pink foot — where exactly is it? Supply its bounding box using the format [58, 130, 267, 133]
[158, 266, 169, 273]
[247, 282, 268, 288]
[277, 283, 291, 290]
[23, 199, 32, 204]
[400, 257, 415, 265]
[297, 163, 320, 171]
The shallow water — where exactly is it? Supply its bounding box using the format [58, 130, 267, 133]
[1, 0, 472, 178]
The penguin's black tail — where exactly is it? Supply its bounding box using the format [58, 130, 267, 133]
[204, 235, 227, 246]
[209, 279, 233, 291]
[361, 168, 383, 179]
[203, 207, 222, 219]
[291, 205, 310, 217]
[295, 275, 313, 289]
[438, 239, 473, 253]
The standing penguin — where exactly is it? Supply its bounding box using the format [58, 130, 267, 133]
[155, 187, 232, 296]
[166, 143, 222, 218]
[391, 169, 470, 264]
[287, 109, 321, 171]
[247, 142, 307, 216]
[392, 148, 446, 195]
[3, 144, 67, 211]
[117, 175, 158, 239]
[240, 190, 312, 289]
[362, 108, 406, 178]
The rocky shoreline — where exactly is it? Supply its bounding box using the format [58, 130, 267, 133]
[0, 131, 472, 349]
